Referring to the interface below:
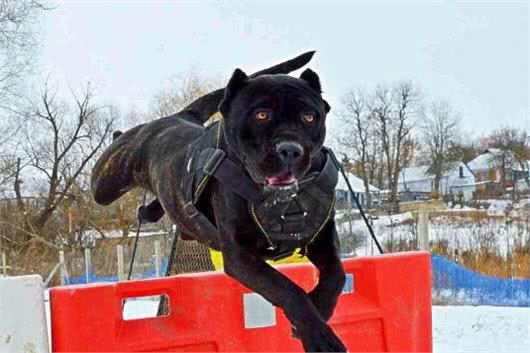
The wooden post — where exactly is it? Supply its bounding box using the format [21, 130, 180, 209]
[417, 211, 430, 251]
[84, 248, 91, 283]
[117, 245, 125, 281]
[154, 240, 161, 277]
[1, 252, 7, 276]
[59, 250, 67, 285]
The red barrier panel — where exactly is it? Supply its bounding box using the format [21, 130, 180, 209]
[50, 251, 432, 352]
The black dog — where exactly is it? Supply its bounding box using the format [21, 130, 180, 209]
[91, 54, 347, 352]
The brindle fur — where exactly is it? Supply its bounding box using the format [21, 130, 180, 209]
[91, 53, 346, 352]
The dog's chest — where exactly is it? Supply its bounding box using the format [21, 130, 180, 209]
[181, 121, 338, 261]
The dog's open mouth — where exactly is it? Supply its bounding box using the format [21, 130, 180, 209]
[265, 172, 297, 186]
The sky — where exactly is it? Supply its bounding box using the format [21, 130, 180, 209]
[38, 1, 529, 137]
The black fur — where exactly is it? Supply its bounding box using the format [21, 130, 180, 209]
[91, 54, 346, 352]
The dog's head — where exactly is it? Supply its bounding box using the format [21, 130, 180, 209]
[219, 68, 330, 186]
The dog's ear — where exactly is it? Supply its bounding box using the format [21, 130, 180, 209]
[219, 68, 249, 114]
[323, 99, 331, 113]
[300, 69, 330, 113]
[300, 68, 322, 93]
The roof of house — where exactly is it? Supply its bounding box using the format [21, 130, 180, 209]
[398, 162, 471, 184]
[399, 165, 432, 183]
[468, 148, 530, 171]
[336, 172, 380, 193]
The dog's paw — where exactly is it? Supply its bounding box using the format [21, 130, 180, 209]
[297, 322, 346, 352]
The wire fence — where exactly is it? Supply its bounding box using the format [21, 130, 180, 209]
[2, 201, 529, 307]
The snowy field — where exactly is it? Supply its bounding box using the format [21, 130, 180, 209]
[338, 201, 530, 258]
[432, 305, 529, 353]
[45, 300, 530, 352]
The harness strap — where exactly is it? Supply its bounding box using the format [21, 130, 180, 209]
[195, 148, 265, 204]
[313, 148, 339, 192]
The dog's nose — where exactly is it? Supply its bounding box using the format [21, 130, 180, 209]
[276, 142, 304, 165]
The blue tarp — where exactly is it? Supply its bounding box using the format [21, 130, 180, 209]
[431, 254, 529, 307]
[66, 258, 169, 285]
[66, 254, 530, 307]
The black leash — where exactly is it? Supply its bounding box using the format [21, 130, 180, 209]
[127, 191, 148, 280]
[328, 150, 384, 254]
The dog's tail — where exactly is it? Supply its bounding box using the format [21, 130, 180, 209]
[181, 51, 316, 124]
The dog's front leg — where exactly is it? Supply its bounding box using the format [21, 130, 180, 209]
[212, 188, 346, 352]
[221, 239, 346, 352]
[306, 221, 346, 322]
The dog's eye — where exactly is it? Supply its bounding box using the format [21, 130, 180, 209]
[255, 111, 270, 121]
[302, 113, 315, 124]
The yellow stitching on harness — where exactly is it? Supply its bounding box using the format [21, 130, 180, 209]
[216, 118, 222, 149]
[249, 203, 276, 249]
[307, 194, 336, 246]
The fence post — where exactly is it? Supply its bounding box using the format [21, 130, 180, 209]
[84, 248, 91, 283]
[1, 252, 7, 276]
[154, 240, 161, 277]
[59, 250, 67, 285]
[417, 211, 430, 251]
[117, 245, 125, 281]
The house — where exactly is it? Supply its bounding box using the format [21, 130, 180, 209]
[467, 148, 530, 191]
[336, 172, 380, 208]
[397, 162, 476, 201]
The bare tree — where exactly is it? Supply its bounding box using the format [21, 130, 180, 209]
[371, 82, 420, 211]
[0, 0, 49, 107]
[0, 0, 49, 195]
[14, 80, 116, 237]
[338, 88, 379, 208]
[420, 100, 462, 192]
[148, 71, 221, 120]
[489, 126, 530, 192]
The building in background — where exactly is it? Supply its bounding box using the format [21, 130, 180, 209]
[468, 148, 530, 194]
[397, 162, 476, 201]
[336, 173, 380, 208]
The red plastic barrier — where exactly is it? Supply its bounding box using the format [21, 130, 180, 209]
[50, 251, 432, 352]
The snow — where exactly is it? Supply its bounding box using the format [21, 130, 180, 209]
[400, 165, 433, 182]
[341, 205, 530, 258]
[432, 305, 530, 353]
[43, 298, 530, 353]
[467, 148, 530, 173]
[336, 172, 380, 193]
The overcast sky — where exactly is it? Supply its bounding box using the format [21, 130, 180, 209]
[39, 1, 529, 136]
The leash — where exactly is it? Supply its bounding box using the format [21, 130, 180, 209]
[328, 151, 384, 254]
[127, 191, 148, 280]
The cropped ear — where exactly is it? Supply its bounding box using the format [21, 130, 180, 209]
[323, 99, 331, 113]
[300, 68, 322, 93]
[219, 68, 249, 114]
[300, 68, 330, 113]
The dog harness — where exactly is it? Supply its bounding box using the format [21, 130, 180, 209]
[181, 121, 339, 260]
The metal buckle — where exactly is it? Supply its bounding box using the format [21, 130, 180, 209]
[203, 149, 226, 176]
[184, 202, 199, 218]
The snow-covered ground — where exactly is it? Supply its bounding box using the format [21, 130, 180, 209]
[432, 305, 529, 353]
[44, 299, 529, 353]
[339, 205, 530, 257]
[123, 302, 530, 353]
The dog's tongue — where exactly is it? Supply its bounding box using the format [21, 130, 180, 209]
[266, 173, 297, 185]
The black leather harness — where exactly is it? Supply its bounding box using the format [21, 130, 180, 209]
[181, 121, 339, 260]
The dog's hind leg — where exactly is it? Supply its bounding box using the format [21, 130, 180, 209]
[91, 124, 146, 205]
